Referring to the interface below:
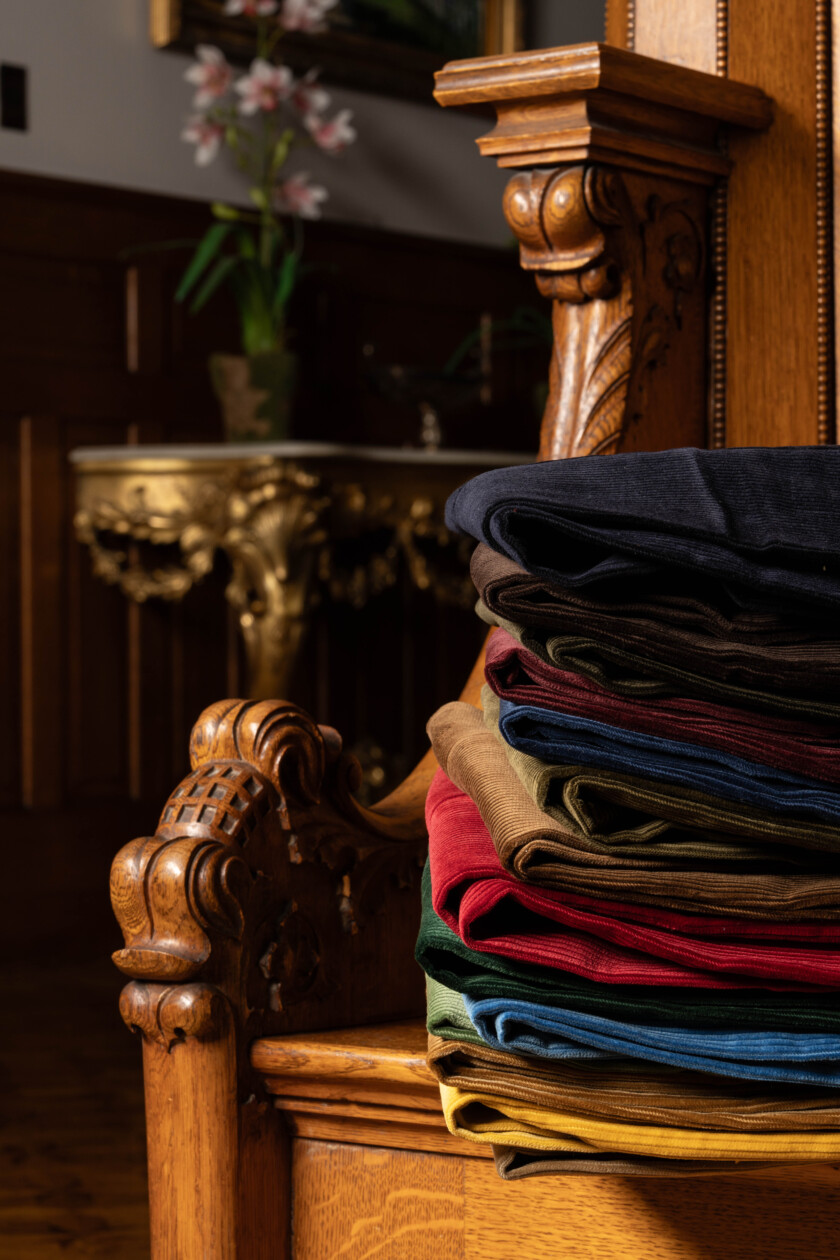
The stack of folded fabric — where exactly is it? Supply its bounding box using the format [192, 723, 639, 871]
[416, 446, 840, 1178]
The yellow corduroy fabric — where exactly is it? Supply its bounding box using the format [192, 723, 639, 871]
[438, 1083, 840, 1161]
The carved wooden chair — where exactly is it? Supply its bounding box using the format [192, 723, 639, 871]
[110, 30, 840, 1260]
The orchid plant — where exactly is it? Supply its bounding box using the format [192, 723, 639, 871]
[177, 0, 356, 357]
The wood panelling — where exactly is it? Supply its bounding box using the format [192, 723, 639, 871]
[290, 1139, 840, 1260]
[727, 0, 822, 447]
[0, 168, 540, 955]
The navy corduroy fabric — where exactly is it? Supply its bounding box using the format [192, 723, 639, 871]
[496, 697, 840, 823]
[445, 447, 840, 608]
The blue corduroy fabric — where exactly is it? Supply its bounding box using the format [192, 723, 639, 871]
[444, 446, 840, 609]
[497, 697, 840, 823]
[465, 995, 840, 1088]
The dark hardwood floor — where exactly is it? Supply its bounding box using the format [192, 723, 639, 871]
[0, 958, 150, 1258]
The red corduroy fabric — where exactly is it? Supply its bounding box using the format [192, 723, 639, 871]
[484, 629, 840, 786]
[426, 769, 840, 990]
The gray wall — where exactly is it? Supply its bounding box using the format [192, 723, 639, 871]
[0, 0, 605, 245]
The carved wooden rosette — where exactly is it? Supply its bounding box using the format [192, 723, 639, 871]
[112, 698, 427, 1082]
[434, 42, 772, 459]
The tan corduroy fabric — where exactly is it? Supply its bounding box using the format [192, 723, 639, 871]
[428, 1034, 840, 1133]
[426, 699, 840, 919]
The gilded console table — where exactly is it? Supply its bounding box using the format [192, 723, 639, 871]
[70, 442, 528, 699]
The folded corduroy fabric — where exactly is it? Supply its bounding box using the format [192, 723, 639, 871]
[427, 699, 840, 918]
[492, 1147, 782, 1178]
[427, 768, 840, 987]
[427, 977, 612, 1062]
[428, 1028, 840, 1130]
[416, 862, 840, 1032]
[466, 996, 840, 1089]
[478, 602, 840, 722]
[496, 696, 840, 823]
[474, 544, 840, 700]
[481, 686, 840, 861]
[445, 446, 840, 609]
[439, 1082, 840, 1159]
[485, 627, 840, 785]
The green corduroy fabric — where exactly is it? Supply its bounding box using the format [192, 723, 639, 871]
[415, 861, 840, 1032]
[426, 975, 483, 1046]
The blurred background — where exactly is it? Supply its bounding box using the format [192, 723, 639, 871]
[0, 2, 604, 1255]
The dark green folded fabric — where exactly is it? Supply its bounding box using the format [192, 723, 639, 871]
[477, 602, 840, 723]
[415, 862, 840, 1032]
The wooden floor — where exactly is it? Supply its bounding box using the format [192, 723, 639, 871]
[0, 958, 150, 1259]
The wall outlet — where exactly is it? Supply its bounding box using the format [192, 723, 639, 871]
[1, 64, 28, 131]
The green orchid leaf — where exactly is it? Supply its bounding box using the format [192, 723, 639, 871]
[249, 187, 268, 211]
[175, 222, 232, 302]
[273, 250, 298, 317]
[211, 202, 241, 221]
[271, 128, 296, 173]
[189, 254, 239, 313]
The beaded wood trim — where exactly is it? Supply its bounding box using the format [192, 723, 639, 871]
[816, 0, 834, 443]
[709, 0, 729, 449]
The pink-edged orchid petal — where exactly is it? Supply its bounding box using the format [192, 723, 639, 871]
[305, 107, 356, 153]
[291, 67, 330, 118]
[279, 0, 338, 34]
[235, 58, 294, 114]
[275, 170, 329, 219]
[224, 0, 279, 15]
[181, 115, 225, 166]
[184, 44, 233, 109]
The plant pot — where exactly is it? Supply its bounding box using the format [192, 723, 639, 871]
[209, 349, 298, 442]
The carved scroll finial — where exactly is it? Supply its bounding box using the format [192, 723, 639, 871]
[503, 164, 633, 460]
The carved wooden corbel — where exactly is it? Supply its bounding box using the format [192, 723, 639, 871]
[435, 43, 771, 459]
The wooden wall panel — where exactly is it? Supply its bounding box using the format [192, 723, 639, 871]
[727, 0, 822, 447]
[0, 168, 541, 956]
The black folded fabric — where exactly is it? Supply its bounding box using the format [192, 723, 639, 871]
[445, 447, 840, 609]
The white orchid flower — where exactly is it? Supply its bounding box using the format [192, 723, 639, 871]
[279, 0, 338, 34]
[235, 59, 294, 114]
[306, 107, 355, 153]
[275, 171, 329, 219]
[184, 45, 233, 109]
[181, 115, 225, 165]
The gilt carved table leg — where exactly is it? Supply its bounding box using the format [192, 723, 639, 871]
[221, 471, 328, 701]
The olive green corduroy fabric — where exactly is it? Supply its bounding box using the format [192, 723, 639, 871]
[476, 601, 840, 723]
[425, 698, 840, 918]
[414, 862, 840, 1032]
[426, 976, 484, 1046]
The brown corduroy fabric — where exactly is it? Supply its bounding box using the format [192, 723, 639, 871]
[428, 1035, 840, 1133]
[472, 543, 840, 703]
[481, 686, 840, 860]
[475, 599, 840, 724]
[492, 1147, 786, 1179]
[426, 700, 840, 919]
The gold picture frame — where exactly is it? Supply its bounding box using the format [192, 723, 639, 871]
[150, 0, 527, 102]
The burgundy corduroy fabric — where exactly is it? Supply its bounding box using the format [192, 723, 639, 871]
[426, 768, 840, 989]
[484, 629, 840, 785]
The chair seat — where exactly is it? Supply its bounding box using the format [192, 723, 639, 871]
[251, 1019, 490, 1159]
